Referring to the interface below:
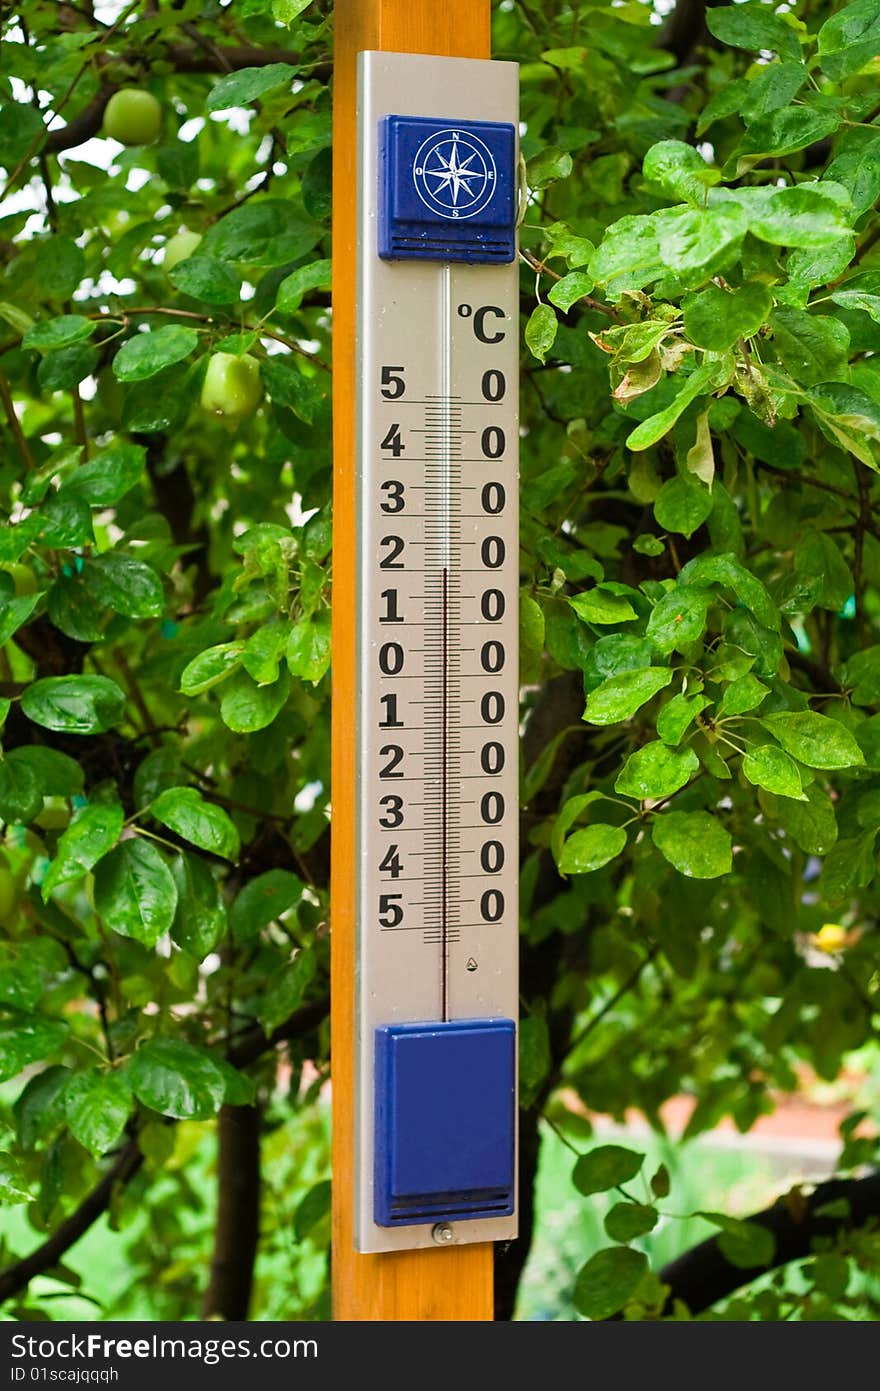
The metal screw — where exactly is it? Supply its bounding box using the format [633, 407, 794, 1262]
[432, 1222, 454, 1245]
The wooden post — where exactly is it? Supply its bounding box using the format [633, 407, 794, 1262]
[331, 0, 495, 1322]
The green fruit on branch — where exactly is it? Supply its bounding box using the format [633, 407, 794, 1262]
[102, 89, 162, 146]
[200, 352, 262, 420]
[164, 229, 202, 271]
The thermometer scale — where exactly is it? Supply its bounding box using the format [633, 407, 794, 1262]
[353, 51, 519, 1253]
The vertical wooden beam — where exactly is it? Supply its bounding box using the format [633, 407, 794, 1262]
[331, 0, 495, 1322]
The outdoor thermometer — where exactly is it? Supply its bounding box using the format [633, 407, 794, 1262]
[353, 50, 520, 1253]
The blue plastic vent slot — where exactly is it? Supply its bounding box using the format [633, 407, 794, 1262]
[374, 1017, 516, 1228]
[378, 115, 516, 264]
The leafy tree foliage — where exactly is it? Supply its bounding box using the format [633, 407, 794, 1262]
[2, 0, 880, 1322]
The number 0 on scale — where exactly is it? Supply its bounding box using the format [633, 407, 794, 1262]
[353, 52, 520, 1252]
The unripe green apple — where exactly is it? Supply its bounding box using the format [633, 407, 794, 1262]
[0, 867, 18, 922]
[200, 353, 262, 420]
[102, 88, 162, 146]
[0, 563, 38, 596]
[164, 229, 202, 271]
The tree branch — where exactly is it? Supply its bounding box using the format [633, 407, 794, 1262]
[0, 1139, 143, 1307]
[660, 1170, 880, 1315]
[0, 997, 328, 1308]
[45, 46, 322, 156]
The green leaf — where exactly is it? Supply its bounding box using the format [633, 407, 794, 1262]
[201, 199, 320, 266]
[0, 300, 34, 336]
[735, 112, 841, 166]
[574, 1246, 649, 1321]
[791, 530, 854, 612]
[83, 553, 164, 618]
[263, 357, 327, 423]
[220, 668, 291, 731]
[818, 0, 880, 80]
[21, 675, 125, 735]
[206, 62, 298, 112]
[830, 289, 880, 325]
[42, 802, 124, 899]
[626, 361, 720, 451]
[615, 742, 699, 800]
[259, 948, 316, 1032]
[740, 60, 806, 124]
[821, 832, 877, 902]
[653, 204, 747, 276]
[38, 343, 98, 391]
[683, 283, 772, 352]
[94, 839, 178, 946]
[180, 642, 244, 696]
[6, 746, 83, 797]
[742, 745, 805, 800]
[653, 476, 713, 539]
[652, 811, 732, 878]
[286, 613, 331, 684]
[568, 588, 636, 625]
[770, 308, 849, 387]
[23, 315, 94, 352]
[302, 146, 332, 220]
[558, 823, 627, 874]
[647, 586, 712, 654]
[230, 869, 303, 942]
[718, 674, 769, 716]
[0, 592, 39, 647]
[0, 1019, 67, 1084]
[276, 258, 332, 312]
[67, 443, 146, 505]
[113, 326, 199, 382]
[589, 214, 664, 298]
[525, 303, 558, 363]
[519, 1014, 551, 1106]
[604, 1201, 659, 1243]
[38, 488, 94, 547]
[584, 667, 673, 725]
[761, 712, 864, 770]
[294, 1180, 332, 1242]
[64, 1070, 131, 1157]
[657, 691, 710, 746]
[643, 140, 718, 205]
[573, 1144, 644, 1196]
[0, 756, 41, 824]
[775, 786, 838, 855]
[171, 853, 226, 960]
[706, 3, 802, 61]
[679, 553, 779, 630]
[127, 1039, 227, 1120]
[273, 0, 313, 22]
[701, 1212, 776, 1269]
[13, 1066, 69, 1147]
[550, 791, 604, 865]
[152, 787, 240, 861]
[548, 271, 594, 312]
[826, 128, 880, 217]
[168, 256, 241, 306]
[651, 1164, 671, 1199]
[528, 146, 572, 189]
[0, 1154, 36, 1205]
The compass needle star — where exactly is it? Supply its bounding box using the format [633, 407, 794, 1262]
[413, 129, 495, 218]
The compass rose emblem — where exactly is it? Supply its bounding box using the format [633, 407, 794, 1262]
[412, 128, 497, 221]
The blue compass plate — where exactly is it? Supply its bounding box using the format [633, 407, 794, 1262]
[378, 115, 517, 264]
